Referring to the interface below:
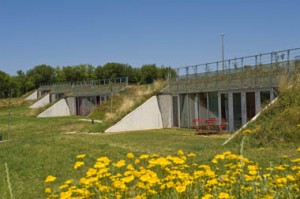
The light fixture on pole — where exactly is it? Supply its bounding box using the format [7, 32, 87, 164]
[221, 33, 225, 70]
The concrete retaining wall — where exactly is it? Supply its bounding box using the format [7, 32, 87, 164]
[37, 99, 71, 117]
[157, 94, 172, 128]
[105, 96, 163, 133]
[25, 90, 37, 100]
[66, 97, 76, 115]
[29, 94, 50, 108]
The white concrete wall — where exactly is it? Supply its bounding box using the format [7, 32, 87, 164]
[105, 96, 163, 133]
[29, 94, 50, 108]
[37, 99, 71, 117]
[25, 90, 37, 100]
[66, 97, 76, 115]
[157, 95, 172, 128]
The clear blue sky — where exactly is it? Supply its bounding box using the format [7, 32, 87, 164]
[1, 0, 300, 75]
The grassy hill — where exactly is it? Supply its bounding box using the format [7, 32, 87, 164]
[0, 80, 299, 198]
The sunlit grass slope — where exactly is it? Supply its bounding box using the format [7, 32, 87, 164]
[231, 73, 300, 146]
[88, 80, 167, 124]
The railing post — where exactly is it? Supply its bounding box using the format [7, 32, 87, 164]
[255, 55, 258, 85]
[186, 66, 189, 92]
[241, 58, 244, 87]
[287, 50, 290, 76]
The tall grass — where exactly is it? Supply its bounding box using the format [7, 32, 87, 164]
[232, 72, 300, 146]
[5, 163, 14, 199]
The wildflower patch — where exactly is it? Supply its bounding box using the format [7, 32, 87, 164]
[45, 149, 300, 198]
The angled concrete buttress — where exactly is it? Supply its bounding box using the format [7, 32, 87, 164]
[25, 90, 38, 100]
[29, 93, 50, 108]
[105, 96, 163, 133]
[37, 99, 71, 117]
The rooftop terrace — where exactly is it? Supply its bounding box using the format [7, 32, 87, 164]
[162, 48, 300, 94]
[38, 77, 128, 96]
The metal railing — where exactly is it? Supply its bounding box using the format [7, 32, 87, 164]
[166, 48, 300, 93]
[39, 77, 129, 89]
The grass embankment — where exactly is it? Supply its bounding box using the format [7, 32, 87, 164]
[231, 73, 300, 147]
[87, 80, 166, 132]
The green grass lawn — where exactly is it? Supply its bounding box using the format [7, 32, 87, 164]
[0, 101, 299, 198]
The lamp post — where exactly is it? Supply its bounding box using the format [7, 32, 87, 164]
[221, 33, 225, 70]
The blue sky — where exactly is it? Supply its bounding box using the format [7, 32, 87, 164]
[1, 0, 300, 75]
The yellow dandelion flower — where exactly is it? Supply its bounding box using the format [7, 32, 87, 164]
[122, 175, 135, 183]
[223, 151, 232, 155]
[65, 179, 73, 185]
[275, 165, 286, 171]
[59, 184, 68, 190]
[244, 174, 255, 182]
[219, 192, 230, 199]
[242, 129, 252, 134]
[187, 152, 196, 157]
[262, 195, 274, 199]
[98, 185, 110, 192]
[60, 191, 72, 199]
[177, 149, 184, 155]
[139, 154, 149, 159]
[291, 158, 300, 163]
[74, 161, 84, 169]
[171, 157, 185, 164]
[76, 154, 86, 159]
[45, 187, 51, 193]
[140, 174, 151, 182]
[135, 194, 147, 199]
[96, 156, 111, 164]
[297, 147, 300, 152]
[286, 174, 296, 181]
[151, 154, 159, 157]
[127, 152, 134, 159]
[175, 185, 186, 193]
[45, 175, 56, 183]
[207, 178, 218, 186]
[214, 154, 225, 160]
[276, 177, 287, 184]
[113, 180, 127, 189]
[126, 164, 134, 170]
[297, 124, 300, 127]
[113, 160, 126, 168]
[86, 168, 97, 177]
[166, 181, 175, 188]
[135, 159, 140, 164]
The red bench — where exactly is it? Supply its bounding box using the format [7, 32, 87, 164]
[193, 118, 226, 134]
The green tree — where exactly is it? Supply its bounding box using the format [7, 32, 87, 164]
[0, 70, 11, 98]
[95, 66, 104, 79]
[15, 70, 27, 94]
[26, 65, 55, 88]
[61, 66, 76, 82]
[95, 63, 142, 83]
[140, 64, 159, 84]
[86, 64, 96, 80]
[158, 66, 177, 80]
[101, 63, 126, 79]
[53, 66, 66, 82]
